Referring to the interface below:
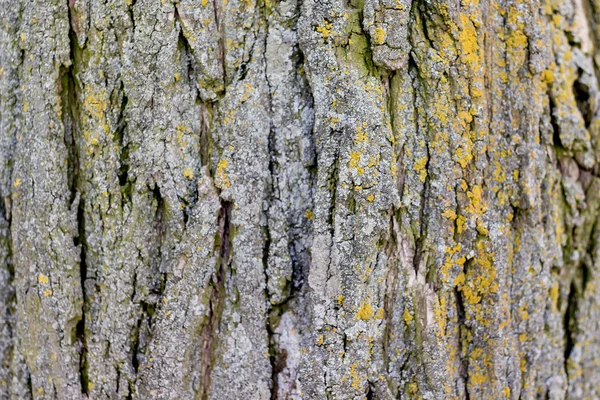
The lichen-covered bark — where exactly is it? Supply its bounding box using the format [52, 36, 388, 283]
[2, 0, 600, 398]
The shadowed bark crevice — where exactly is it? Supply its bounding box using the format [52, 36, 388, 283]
[199, 200, 232, 400]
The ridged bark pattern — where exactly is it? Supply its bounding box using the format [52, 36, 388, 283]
[1, 0, 600, 398]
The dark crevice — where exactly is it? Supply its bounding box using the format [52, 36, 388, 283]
[382, 210, 400, 377]
[291, 47, 315, 295]
[115, 87, 133, 205]
[327, 148, 341, 238]
[365, 385, 374, 400]
[263, 13, 281, 394]
[130, 279, 142, 373]
[65, 2, 89, 396]
[127, 0, 137, 33]
[269, 346, 287, 400]
[75, 199, 88, 396]
[151, 183, 169, 301]
[563, 281, 576, 366]
[199, 102, 213, 168]
[199, 200, 232, 400]
[572, 70, 592, 128]
[454, 280, 470, 399]
[26, 371, 32, 400]
[548, 95, 566, 152]
[174, 6, 196, 89]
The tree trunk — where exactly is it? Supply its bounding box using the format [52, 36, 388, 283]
[1, 0, 599, 398]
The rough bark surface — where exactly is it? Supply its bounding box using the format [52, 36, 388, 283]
[2, 0, 600, 398]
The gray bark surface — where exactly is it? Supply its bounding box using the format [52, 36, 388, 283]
[1, 0, 600, 398]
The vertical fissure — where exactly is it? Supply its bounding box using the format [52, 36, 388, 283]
[64, 2, 88, 395]
[199, 200, 232, 400]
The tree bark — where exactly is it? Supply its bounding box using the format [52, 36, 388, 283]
[1, 0, 600, 398]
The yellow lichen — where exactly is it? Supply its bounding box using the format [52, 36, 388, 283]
[305, 209, 313, 220]
[458, 14, 480, 70]
[349, 151, 361, 170]
[183, 167, 194, 179]
[442, 209, 457, 220]
[38, 274, 49, 284]
[456, 215, 466, 233]
[216, 159, 231, 188]
[366, 194, 375, 202]
[349, 363, 362, 390]
[13, 178, 21, 188]
[316, 20, 333, 38]
[373, 27, 387, 45]
[414, 156, 428, 182]
[355, 125, 368, 144]
[356, 301, 374, 321]
[402, 308, 413, 325]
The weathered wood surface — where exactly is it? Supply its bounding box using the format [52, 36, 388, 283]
[2, 0, 600, 398]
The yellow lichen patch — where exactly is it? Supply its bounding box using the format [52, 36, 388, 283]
[183, 167, 194, 179]
[356, 301, 374, 320]
[470, 372, 487, 385]
[23, 102, 29, 112]
[506, 30, 527, 50]
[442, 209, 457, 220]
[454, 272, 465, 286]
[305, 209, 313, 220]
[457, 242, 497, 305]
[367, 156, 378, 168]
[38, 274, 49, 284]
[456, 215, 466, 234]
[316, 20, 333, 38]
[402, 308, 413, 325]
[216, 158, 231, 188]
[336, 294, 345, 306]
[355, 125, 368, 144]
[466, 185, 486, 216]
[476, 219, 488, 235]
[458, 14, 480, 70]
[414, 156, 428, 182]
[374, 308, 384, 319]
[43, 289, 52, 297]
[550, 281, 559, 308]
[317, 335, 324, 345]
[455, 146, 473, 168]
[349, 151, 361, 169]
[519, 333, 527, 342]
[241, 82, 254, 102]
[84, 90, 107, 120]
[390, 162, 398, 177]
[366, 194, 375, 202]
[373, 26, 387, 45]
[349, 363, 362, 390]
[542, 68, 554, 84]
[13, 178, 21, 188]
[470, 86, 484, 97]
[503, 386, 511, 398]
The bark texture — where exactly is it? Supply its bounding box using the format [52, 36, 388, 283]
[1, 0, 600, 398]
